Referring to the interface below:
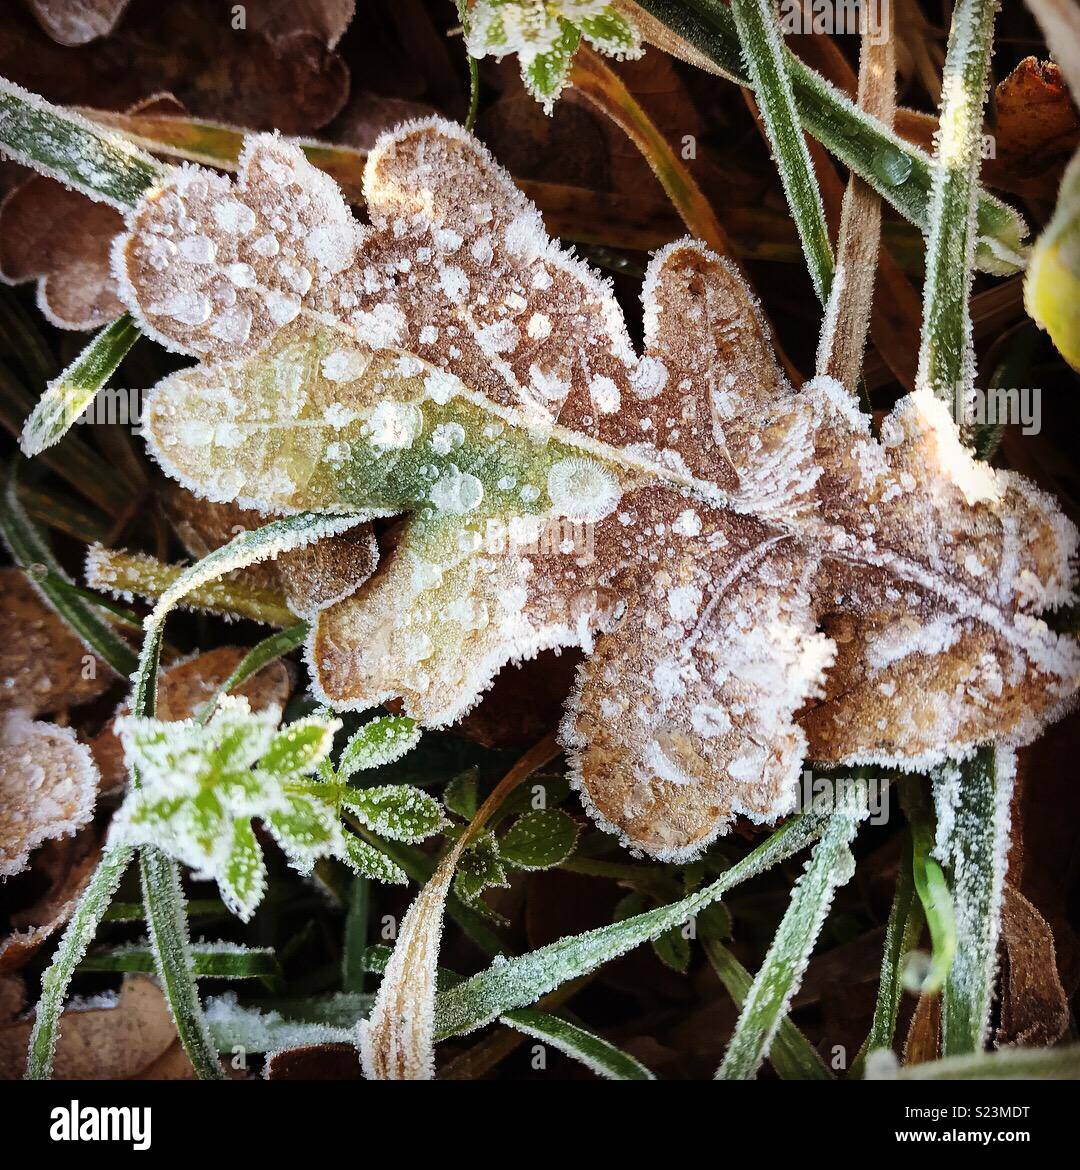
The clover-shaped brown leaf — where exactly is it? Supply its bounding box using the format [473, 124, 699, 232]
[114, 119, 1080, 860]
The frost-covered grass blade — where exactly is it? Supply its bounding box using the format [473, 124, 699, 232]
[703, 937, 831, 1080]
[0, 76, 165, 208]
[20, 315, 140, 457]
[729, 0, 833, 303]
[936, 746, 1014, 1056]
[717, 783, 867, 1079]
[434, 809, 829, 1040]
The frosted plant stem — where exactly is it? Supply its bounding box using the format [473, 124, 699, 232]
[729, 0, 833, 304]
[703, 938, 831, 1080]
[899, 775, 957, 995]
[816, 1, 894, 390]
[24, 845, 134, 1079]
[851, 831, 924, 1077]
[625, 0, 1027, 274]
[915, 0, 1000, 403]
[717, 780, 868, 1080]
[20, 315, 140, 457]
[935, 746, 1014, 1056]
[0, 77, 164, 208]
[139, 848, 224, 1079]
[434, 807, 829, 1039]
[120, 516, 363, 1080]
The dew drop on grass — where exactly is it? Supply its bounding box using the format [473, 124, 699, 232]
[870, 145, 913, 188]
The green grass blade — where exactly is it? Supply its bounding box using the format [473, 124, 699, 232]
[498, 1008, 655, 1080]
[936, 745, 1013, 1056]
[433, 809, 829, 1040]
[703, 938, 832, 1080]
[901, 776, 957, 995]
[0, 466, 138, 676]
[0, 76, 164, 208]
[851, 831, 924, 1077]
[717, 783, 867, 1080]
[78, 943, 280, 981]
[868, 1043, 1080, 1080]
[916, 0, 1002, 400]
[198, 621, 309, 724]
[633, 0, 1027, 274]
[729, 0, 833, 303]
[20, 315, 140, 456]
[138, 848, 224, 1079]
[24, 845, 134, 1079]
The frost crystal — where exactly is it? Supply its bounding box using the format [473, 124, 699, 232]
[115, 119, 1080, 862]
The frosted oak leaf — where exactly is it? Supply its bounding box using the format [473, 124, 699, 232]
[115, 119, 1080, 862]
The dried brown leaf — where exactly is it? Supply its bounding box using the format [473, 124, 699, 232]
[162, 485, 378, 619]
[997, 883, 1070, 1047]
[0, 569, 110, 716]
[116, 121, 1079, 863]
[0, 832, 101, 973]
[0, 710, 98, 878]
[0, 2, 350, 133]
[23, 0, 129, 46]
[0, 974, 177, 1080]
[0, 176, 124, 328]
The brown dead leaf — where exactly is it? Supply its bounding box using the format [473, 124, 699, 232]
[0, 710, 98, 878]
[0, 1, 350, 133]
[0, 569, 110, 716]
[993, 57, 1080, 202]
[89, 644, 293, 792]
[903, 993, 940, 1066]
[265, 1042, 362, 1080]
[22, 0, 129, 46]
[0, 94, 183, 330]
[0, 832, 101, 973]
[454, 649, 580, 749]
[162, 485, 378, 620]
[0, 176, 124, 329]
[0, 974, 177, 1079]
[0, 976, 24, 1022]
[997, 883, 1070, 1047]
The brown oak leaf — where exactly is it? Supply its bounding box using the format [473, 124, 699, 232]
[112, 120, 1080, 861]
